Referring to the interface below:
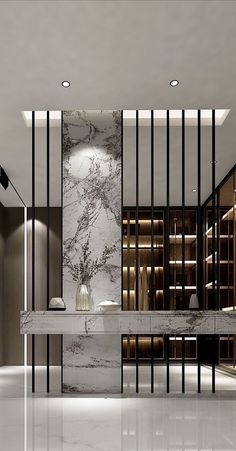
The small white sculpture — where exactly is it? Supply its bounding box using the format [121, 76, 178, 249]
[49, 297, 66, 309]
[97, 300, 121, 312]
[189, 294, 199, 310]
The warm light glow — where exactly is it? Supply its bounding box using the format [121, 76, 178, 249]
[22, 111, 61, 127]
[222, 306, 235, 311]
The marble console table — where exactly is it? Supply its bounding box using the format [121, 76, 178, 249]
[20, 310, 236, 335]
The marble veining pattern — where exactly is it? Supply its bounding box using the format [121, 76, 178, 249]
[63, 110, 121, 311]
[63, 334, 121, 393]
[20, 311, 236, 334]
[62, 110, 121, 393]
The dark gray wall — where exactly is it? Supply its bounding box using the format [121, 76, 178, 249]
[3, 207, 24, 365]
[27, 207, 61, 365]
[0, 206, 61, 366]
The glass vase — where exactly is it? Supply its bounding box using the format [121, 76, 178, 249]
[75, 283, 91, 311]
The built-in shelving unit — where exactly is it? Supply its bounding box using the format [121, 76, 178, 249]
[122, 208, 198, 361]
[204, 170, 236, 367]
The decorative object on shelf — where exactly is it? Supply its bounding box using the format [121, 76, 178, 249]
[97, 300, 121, 312]
[76, 284, 91, 311]
[48, 297, 66, 310]
[189, 293, 199, 310]
[65, 233, 118, 311]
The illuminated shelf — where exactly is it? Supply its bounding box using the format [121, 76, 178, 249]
[123, 245, 163, 249]
[169, 260, 196, 265]
[222, 205, 236, 221]
[205, 253, 233, 264]
[122, 289, 163, 293]
[169, 235, 196, 242]
[123, 266, 163, 270]
[205, 282, 233, 289]
[123, 219, 163, 224]
[169, 286, 196, 290]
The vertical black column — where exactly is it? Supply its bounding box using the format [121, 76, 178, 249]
[46, 111, 50, 393]
[212, 110, 216, 309]
[197, 110, 203, 306]
[151, 110, 154, 310]
[182, 336, 185, 393]
[136, 335, 139, 393]
[166, 335, 170, 393]
[197, 336, 201, 393]
[197, 110, 202, 392]
[32, 111, 35, 393]
[61, 111, 63, 392]
[121, 111, 124, 391]
[135, 111, 139, 311]
[217, 190, 220, 310]
[121, 111, 124, 310]
[151, 335, 154, 393]
[182, 110, 185, 307]
[150, 111, 155, 392]
[164, 110, 170, 310]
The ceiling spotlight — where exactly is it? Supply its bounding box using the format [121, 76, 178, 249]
[170, 80, 179, 87]
[210, 160, 218, 164]
[192, 189, 197, 193]
[61, 80, 70, 88]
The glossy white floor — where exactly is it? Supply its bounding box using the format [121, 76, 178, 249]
[1, 366, 236, 450]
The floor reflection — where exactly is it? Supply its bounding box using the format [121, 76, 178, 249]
[0, 366, 236, 450]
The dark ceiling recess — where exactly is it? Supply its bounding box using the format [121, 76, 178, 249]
[0, 166, 9, 190]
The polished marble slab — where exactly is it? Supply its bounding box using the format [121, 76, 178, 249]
[20, 310, 236, 335]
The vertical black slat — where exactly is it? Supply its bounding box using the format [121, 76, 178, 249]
[121, 112, 124, 392]
[32, 110, 35, 393]
[197, 110, 203, 307]
[61, 111, 63, 393]
[151, 110, 155, 311]
[212, 110, 216, 309]
[135, 111, 139, 310]
[216, 190, 220, 310]
[182, 110, 185, 308]
[166, 335, 170, 393]
[136, 335, 139, 393]
[121, 335, 123, 393]
[127, 212, 131, 310]
[46, 110, 50, 393]
[121, 111, 124, 310]
[182, 336, 185, 393]
[197, 336, 201, 393]
[212, 335, 216, 393]
[151, 335, 154, 393]
[164, 110, 170, 310]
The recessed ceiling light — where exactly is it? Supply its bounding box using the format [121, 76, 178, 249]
[192, 189, 197, 193]
[61, 80, 70, 88]
[170, 80, 179, 87]
[210, 160, 218, 164]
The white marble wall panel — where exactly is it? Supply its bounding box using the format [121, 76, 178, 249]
[62, 110, 121, 393]
[63, 334, 121, 393]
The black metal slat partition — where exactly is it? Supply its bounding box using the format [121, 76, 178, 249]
[46, 111, 50, 393]
[121, 109, 220, 395]
[31, 111, 62, 393]
[197, 109, 202, 393]
[32, 111, 35, 393]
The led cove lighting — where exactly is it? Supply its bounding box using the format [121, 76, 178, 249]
[123, 109, 230, 126]
[61, 80, 70, 88]
[170, 80, 179, 87]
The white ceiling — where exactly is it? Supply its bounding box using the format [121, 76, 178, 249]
[0, 0, 236, 206]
